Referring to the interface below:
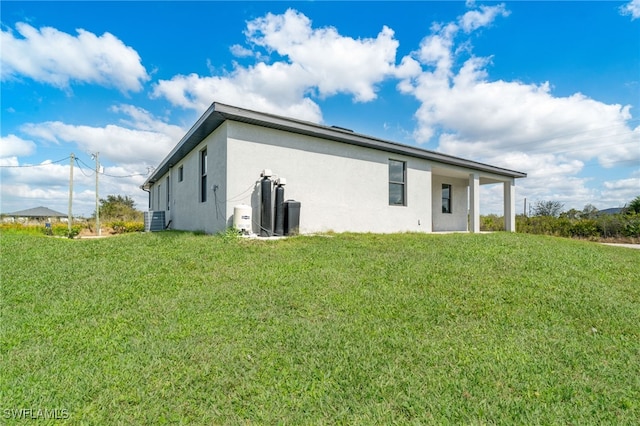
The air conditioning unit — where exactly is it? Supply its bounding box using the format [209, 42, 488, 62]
[144, 211, 165, 232]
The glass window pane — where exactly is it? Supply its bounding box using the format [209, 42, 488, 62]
[389, 183, 404, 205]
[389, 160, 404, 183]
[201, 149, 207, 175]
[442, 184, 451, 213]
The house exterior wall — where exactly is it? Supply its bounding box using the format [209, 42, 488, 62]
[148, 120, 516, 235]
[225, 121, 434, 234]
[150, 123, 228, 234]
[431, 175, 469, 232]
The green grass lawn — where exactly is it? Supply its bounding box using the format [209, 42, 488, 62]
[1, 231, 639, 424]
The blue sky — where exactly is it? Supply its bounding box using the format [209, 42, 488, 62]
[1, 0, 639, 217]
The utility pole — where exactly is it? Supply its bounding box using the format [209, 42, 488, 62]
[93, 152, 101, 236]
[68, 153, 74, 235]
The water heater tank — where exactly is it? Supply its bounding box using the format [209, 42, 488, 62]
[233, 204, 252, 234]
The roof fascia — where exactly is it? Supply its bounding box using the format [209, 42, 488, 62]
[144, 102, 527, 188]
[214, 103, 527, 179]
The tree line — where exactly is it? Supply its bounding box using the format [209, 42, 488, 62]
[482, 196, 640, 240]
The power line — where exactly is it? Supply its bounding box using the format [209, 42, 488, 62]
[74, 156, 150, 178]
[0, 154, 149, 178]
[74, 157, 95, 177]
[0, 156, 70, 167]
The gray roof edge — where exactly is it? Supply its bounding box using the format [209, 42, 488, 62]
[213, 102, 527, 179]
[143, 103, 220, 188]
[145, 102, 527, 186]
[8, 206, 67, 217]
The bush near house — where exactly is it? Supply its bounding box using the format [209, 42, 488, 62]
[97, 194, 144, 221]
[79, 194, 145, 235]
[0, 223, 82, 238]
[481, 197, 640, 241]
[514, 214, 640, 240]
[0, 223, 45, 236]
[0, 221, 144, 237]
[106, 220, 145, 234]
[480, 214, 505, 232]
[480, 212, 640, 241]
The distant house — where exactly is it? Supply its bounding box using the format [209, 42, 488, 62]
[598, 207, 624, 216]
[142, 102, 526, 235]
[6, 206, 67, 223]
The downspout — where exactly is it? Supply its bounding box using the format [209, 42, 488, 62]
[141, 185, 151, 211]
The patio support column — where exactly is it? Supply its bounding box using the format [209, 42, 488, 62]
[424, 166, 433, 233]
[469, 173, 480, 233]
[504, 178, 516, 232]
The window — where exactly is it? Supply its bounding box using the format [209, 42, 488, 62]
[389, 159, 406, 206]
[157, 184, 161, 211]
[200, 148, 207, 202]
[166, 176, 170, 210]
[442, 184, 452, 213]
[178, 165, 183, 182]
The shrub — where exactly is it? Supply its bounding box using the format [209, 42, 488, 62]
[517, 215, 571, 237]
[0, 222, 84, 238]
[480, 214, 505, 232]
[106, 221, 144, 234]
[570, 219, 600, 238]
[515, 213, 639, 240]
[49, 223, 82, 238]
[598, 214, 625, 238]
[623, 214, 640, 237]
[0, 223, 43, 236]
[627, 195, 640, 215]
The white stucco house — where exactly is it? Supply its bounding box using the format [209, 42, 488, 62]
[142, 102, 526, 235]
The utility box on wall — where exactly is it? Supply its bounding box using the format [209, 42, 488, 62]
[283, 200, 300, 236]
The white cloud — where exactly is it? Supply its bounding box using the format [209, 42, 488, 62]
[230, 44, 254, 58]
[0, 158, 82, 214]
[1, 159, 73, 187]
[597, 175, 640, 208]
[1, 22, 149, 92]
[20, 106, 183, 165]
[604, 177, 640, 191]
[0, 135, 36, 158]
[459, 3, 509, 33]
[1, 156, 152, 216]
[620, 0, 640, 20]
[109, 104, 185, 141]
[245, 9, 400, 102]
[152, 8, 406, 122]
[397, 2, 639, 212]
[1, 105, 184, 215]
[152, 66, 323, 122]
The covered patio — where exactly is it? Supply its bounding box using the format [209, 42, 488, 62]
[431, 165, 518, 233]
